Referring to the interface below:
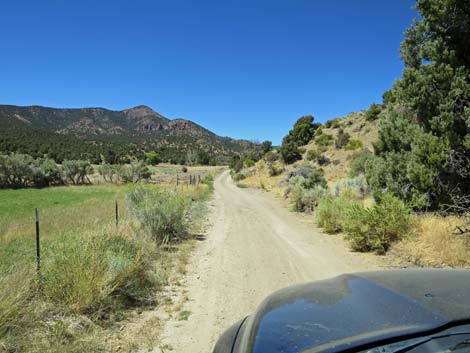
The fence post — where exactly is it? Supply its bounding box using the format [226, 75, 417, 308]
[176, 173, 179, 185]
[115, 200, 119, 227]
[35, 208, 41, 277]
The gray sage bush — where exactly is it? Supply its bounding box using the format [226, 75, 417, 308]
[0, 154, 63, 188]
[98, 163, 120, 183]
[286, 168, 329, 212]
[62, 160, 93, 185]
[334, 175, 370, 199]
[127, 186, 190, 245]
[117, 161, 151, 183]
[290, 184, 328, 212]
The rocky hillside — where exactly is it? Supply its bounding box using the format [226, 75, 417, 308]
[301, 111, 378, 184]
[238, 110, 379, 194]
[0, 104, 259, 164]
[1, 104, 221, 139]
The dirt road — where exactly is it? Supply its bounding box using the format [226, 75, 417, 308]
[155, 171, 382, 352]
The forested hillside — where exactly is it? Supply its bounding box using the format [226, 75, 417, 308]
[0, 104, 260, 164]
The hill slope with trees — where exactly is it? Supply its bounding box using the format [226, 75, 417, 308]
[0, 104, 260, 164]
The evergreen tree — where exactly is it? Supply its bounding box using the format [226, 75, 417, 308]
[368, 0, 470, 209]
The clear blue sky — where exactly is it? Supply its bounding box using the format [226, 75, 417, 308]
[0, 0, 416, 144]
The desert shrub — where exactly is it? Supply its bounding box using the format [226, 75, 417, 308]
[117, 161, 151, 183]
[34, 158, 63, 187]
[264, 151, 278, 163]
[335, 129, 350, 149]
[334, 175, 370, 199]
[324, 118, 341, 129]
[302, 169, 327, 189]
[229, 157, 243, 172]
[306, 149, 329, 165]
[349, 150, 374, 177]
[261, 140, 273, 154]
[317, 145, 328, 153]
[243, 159, 255, 168]
[343, 194, 412, 254]
[345, 139, 363, 151]
[62, 160, 93, 185]
[365, 103, 382, 121]
[98, 163, 119, 183]
[297, 147, 306, 154]
[145, 151, 161, 166]
[317, 155, 330, 166]
[280, 141, 301, 164]
[306, 149, 320, 161]
[288, 166, 314, 179]
[231, 172, 246, 181]
[0, 154, 63, 188]
[42, 230, 159, 313]
[316, 196, 357, 234]
[332, 120, 342, 128]
[200, 174, 214, 193]
[290, 185, 328, 212]
[268, 163, 284, 176]
[127, 187, 190, 245]
[315, 133, 334, 146]
[0, 153, 35, 188]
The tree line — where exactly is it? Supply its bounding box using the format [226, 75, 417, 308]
[0, 153, 153, 189]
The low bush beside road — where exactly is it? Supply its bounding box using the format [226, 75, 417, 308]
[315, 185, 413, 254]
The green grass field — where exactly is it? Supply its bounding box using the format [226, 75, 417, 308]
[0, 184, 138, 268]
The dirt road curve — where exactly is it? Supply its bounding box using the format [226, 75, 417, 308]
[155, 171, 381, 353]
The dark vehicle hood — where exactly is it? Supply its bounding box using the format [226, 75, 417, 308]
[230, 269, 470, 353]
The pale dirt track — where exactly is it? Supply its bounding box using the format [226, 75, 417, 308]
[155, 171, 382, 353]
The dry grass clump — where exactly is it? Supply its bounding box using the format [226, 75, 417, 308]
[394, 215, 470, 268]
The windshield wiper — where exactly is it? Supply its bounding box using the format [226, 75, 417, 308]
[366, 330, 470, 353]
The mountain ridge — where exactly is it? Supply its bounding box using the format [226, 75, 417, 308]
[0, 104, 259, 164]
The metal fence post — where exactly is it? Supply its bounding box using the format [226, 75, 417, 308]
[35, 208, 41, 277]
[115, 200, 119, 227]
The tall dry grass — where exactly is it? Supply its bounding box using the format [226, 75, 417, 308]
[394, 214, 470, 268]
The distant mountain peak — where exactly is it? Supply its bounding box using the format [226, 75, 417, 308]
[122, 105, 165, 119]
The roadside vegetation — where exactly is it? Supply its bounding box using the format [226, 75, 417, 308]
[0, 163, 216, 352]
[232, 0, 470, 267]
